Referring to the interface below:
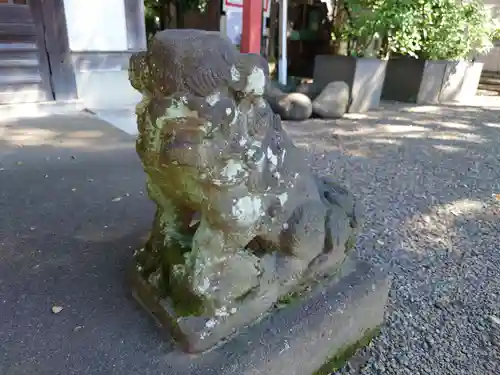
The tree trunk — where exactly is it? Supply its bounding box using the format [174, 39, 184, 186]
[206, 0, 221, 31]
[176, 0, 184, 28]
[159, 0, 167, 30]
[268, 0, 279, 61]
[332, 0, 347, 55]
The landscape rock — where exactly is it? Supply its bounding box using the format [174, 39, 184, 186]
[312, 81, 350, 119]
[266, 92, 313, 121]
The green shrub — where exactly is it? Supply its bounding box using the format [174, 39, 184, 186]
[338, 0, 497, 60]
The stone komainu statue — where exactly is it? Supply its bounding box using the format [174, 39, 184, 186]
[129, 29, 363, 352]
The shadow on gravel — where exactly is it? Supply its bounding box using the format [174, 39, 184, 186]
[283, 100, 500, 374]
[283, 101, 500, 221]
[282, 100, 500, 268]
[1, 106, 499, 375]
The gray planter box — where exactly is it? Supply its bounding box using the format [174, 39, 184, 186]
[313, 55, 387, 113]
[382, 58, 483, 104]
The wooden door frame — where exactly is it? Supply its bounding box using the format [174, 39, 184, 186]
[27, 0, 55, 100]
[30, 0, 78, 101]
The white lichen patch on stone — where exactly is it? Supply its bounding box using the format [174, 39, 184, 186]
[214, 306, 229, 318]
[266, 147, 278, 170]
[212, 159, 247, 186]
[195, 276, 211, 294]
[246, 148, 256, 159]
[230, 65, 241, 82]
[231, 196, 263, 225]
[205, 318, 217, 328]
[229, 105, 240, 126]
[244, 67, 266, 95]
[278, 192, 288, 206]
[221, 159, 245, 180]
[156, 97, 198, 128]
[206, 91, 221, 106]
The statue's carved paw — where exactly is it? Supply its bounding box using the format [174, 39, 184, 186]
[280, 200, 328, 263]
[325, 205, 353, 254]
[316, 175, 363, 229]
[192, 251, 261, 304]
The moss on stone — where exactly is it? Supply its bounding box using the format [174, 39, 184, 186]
[345, 235, 357, 253]
[277, 290, 301, 305]
[162, 271, 205, 317]
[312, 326, 381, 375]
[135, 202, 206, 318]
[277, 270, 336, 307]
[157, 234, 205, 317]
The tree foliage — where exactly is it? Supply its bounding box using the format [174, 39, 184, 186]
[144, 0, 209, 39]
[337, 0, 497, 60]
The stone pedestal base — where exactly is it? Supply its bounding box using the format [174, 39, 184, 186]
[130, 259, 390, 375]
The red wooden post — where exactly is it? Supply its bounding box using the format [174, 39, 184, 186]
[240, 0, 262, 54]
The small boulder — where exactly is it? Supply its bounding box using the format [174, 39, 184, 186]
[312, 81, 350, 119]
[267, 92, 313, 121]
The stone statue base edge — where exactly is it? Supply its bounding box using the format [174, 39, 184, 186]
[129, 258, 390, 375]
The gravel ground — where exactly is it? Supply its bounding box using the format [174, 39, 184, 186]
[2, 102, 499, 374]
[285, 100, 500, 375]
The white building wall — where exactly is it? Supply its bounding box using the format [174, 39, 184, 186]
[62, 0, 143, 109]
[63, 0, 129, 52]
[476, 0, 500, 73]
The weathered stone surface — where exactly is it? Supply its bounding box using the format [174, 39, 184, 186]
[128, 29, 364, 353]
[265, 82, 313, 121]
[131, 259, 390, 375]
[312, 81, 350, 119]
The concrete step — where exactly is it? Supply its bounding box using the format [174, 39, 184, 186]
[0, 99, 84, 119]
[481, 70, 500, 79]
[480, 76, 500, 85]
[0, 73, 42, 85]
[0, 44, 39, 60]
[0, 88, 47, 104]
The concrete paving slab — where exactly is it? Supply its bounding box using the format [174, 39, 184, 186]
[0, 100, 84, 120]
[0, 113, 161, 375]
